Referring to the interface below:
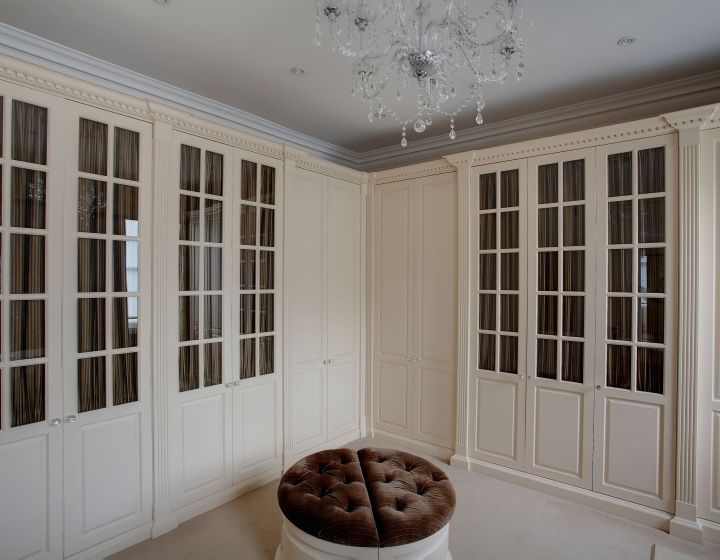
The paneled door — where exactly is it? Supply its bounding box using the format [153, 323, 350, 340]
[525, 149, 596, 489]
[469, 161, 528, 469]
[62, 104, 153, 555]
[373, 181, 414, 438]
[0, 82, 64, 560]
[170, 134, 234, 509]
[594, 136, 677, 511]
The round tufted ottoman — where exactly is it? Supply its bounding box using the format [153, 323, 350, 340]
[276, 447, 455, 560]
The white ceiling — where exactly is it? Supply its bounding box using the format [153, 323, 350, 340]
[1, 0, 720, 153]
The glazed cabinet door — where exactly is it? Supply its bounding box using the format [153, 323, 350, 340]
[525, 149, 596, 490]
[593, 135, 677, 511]
[413, 173, 458, 449]
[326, 178, 361, 441]
[373, 181, 414, 438]
[62, 103, 153, 556]
[0, 81, 64, 560]
[469, 161, 528, 469]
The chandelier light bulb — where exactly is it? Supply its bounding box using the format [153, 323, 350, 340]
[314, 0, 528, 139]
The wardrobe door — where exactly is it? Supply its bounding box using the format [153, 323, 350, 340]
[526, 149, 596, 489]
[326, 178, 361, 440]
[170, 134, 234, 510]
[62, 104, 153, 556]
[0, 83, 63, 560]
[469, 161, 527, 469]
[594, 136, 677, 511]
[373, 181, 414, 438]
[413, 173, 458, 449]
[288, 169, 327, 453]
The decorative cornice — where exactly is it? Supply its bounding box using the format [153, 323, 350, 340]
[284, 145, 365, 184]
[372, 159, 455, 185]
[662, 104, 720, 130]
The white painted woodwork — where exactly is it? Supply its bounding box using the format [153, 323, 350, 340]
[593, 136, 677, 512]
[525, 149, 596, 490]
[287, 167, 362, 457]
[373, 173, 457, 450]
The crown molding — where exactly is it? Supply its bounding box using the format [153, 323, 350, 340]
[372, 159, 456, 185]
[0, 22, 361, 168]
[284, 145, 365, 184]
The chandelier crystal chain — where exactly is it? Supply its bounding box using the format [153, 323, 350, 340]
[315, 0, 530, 146]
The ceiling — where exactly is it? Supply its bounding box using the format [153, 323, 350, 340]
[1, 0, 720, 153]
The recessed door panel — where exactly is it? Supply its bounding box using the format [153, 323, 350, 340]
[474, 376, 518, 461]
[181, 395, 227, 493]
[327, 360, 358, 438]
[712, 412, 720, 516]
[234, 378, 279, 481]
[416, 367, 455, 447]
[292, 368, 325, 450]
[375, 361, 410, 434]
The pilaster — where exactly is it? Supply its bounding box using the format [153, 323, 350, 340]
[360, 173, 370, 439]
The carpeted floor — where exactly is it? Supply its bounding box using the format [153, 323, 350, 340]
[109, 437, 720, 560]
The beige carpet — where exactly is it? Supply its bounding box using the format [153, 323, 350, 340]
[109, 438, 719, 560]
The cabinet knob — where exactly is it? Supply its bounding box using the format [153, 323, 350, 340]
[226, 382, 234, 388]
[66, 415, 77, 424]
[50, 418, 63, 427]
[323, 360, 328, 365]
[328, 359, 335, 364]
[518, 375, 525, 379]
[596, 385, 603, 390]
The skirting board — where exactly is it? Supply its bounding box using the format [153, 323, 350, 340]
[65, 523, 152, 560]
[701, 519, 720, 546]
[370, 429, 454, 463]
[284, 429, 362, 469]
[465, 456, 672, 532]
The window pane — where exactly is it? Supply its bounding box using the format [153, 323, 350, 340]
[240, 338, 256, 379]
[537, 296, 557, 335]
[501, 170, 519, 208]
[478, 294, 496, 331]
[77, 298, 104, 353]
[179, 296, 199, 342]
[204, 247, 222, 291]
[260, 166, 275, 204]
[562, 296, 585, 338]
[240, 294, 256, 335]
[10, 301, 44, 359]
[180, 145, 200, 192]
[478, 334, 495, 371]
[639, 248, 664, 293]
[241, 160, 257, 201]
[478, 254, 496, 291]
[114, 128, 139, 181]
[537, 339, 557, 379]
[78, 179, 107, 234]
[240, 205, 256, 245]
[11, 167, 46, 229]
[78, 357, 106, 413]
[478, 213, 496, 250]
[500, 294, 518, 333]
[538, 251, 558, 292]
[538, 207, 558, 248]
[562, 341, 584, 383]
[179, 246, 199, 291]
[479, 173, 496, 210]
[500, 211, 519, 249]
[79, 118, 107, 175]
[179, 345, 199, 392]
[78, 238, 105, 293]
[638, 147, 665, 195]
[205, 151, 223, 196]
[259, 337, 274, 375]
[608, 200, 632, 245]
[204, 343, 222, 387]
[501, 253, 519, 291]
[12, 234, 46, 294]
[607, 297, 632, 341]
[563, 205, 585, 247]
[179, 195, 200, 241]
[204, 295, 222, 339]
[260, 208, 274, 247]
[538, 163, 558, 204]
[638, 298, 664, 343]
[563, 251, 585, 292]
[638, 197, 665, 244]
[113, 240, 139, 292]
[500, 336, 518, 374]
[12, 100, 47, 165]
[260, 294, 274, 333]
[240, 249, 256, 290]
[11, 365, 45, 426]
[563, 160, 585, 202]
[259, 251, 274, 290]
[113, 353, 138, 405]
[608, 249, 632, 293]
[112, 297, 138, 349]
[607, 345, 631, 389]
[637, 347, 663, 394]
[113, 184, 138, 236]
[205, 199, 223, 243]
[0, 96, 4, 156]
[608, 152, 632, 197]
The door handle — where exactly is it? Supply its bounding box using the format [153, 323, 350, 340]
[50, 418, 63, 427]
[596, 385, 603, 390]
[328, 359, 335, 365]
[66, 415, 77, 424]
[225, 382, 234, 388]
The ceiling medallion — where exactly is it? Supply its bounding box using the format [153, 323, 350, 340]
[315, 0, 530, 147]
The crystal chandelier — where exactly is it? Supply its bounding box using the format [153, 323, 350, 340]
[314, 0, 529, 146]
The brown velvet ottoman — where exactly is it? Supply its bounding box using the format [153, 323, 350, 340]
[276, 448, 455, 560]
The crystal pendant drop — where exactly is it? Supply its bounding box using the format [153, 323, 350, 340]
[476, 112, 484, 125]
[425, 115, 432, 127]
[368, 112, 374, 123]
[401, 136, 408, 147]
[414, 119, 427, 133]
[449, 129, 457, 140]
